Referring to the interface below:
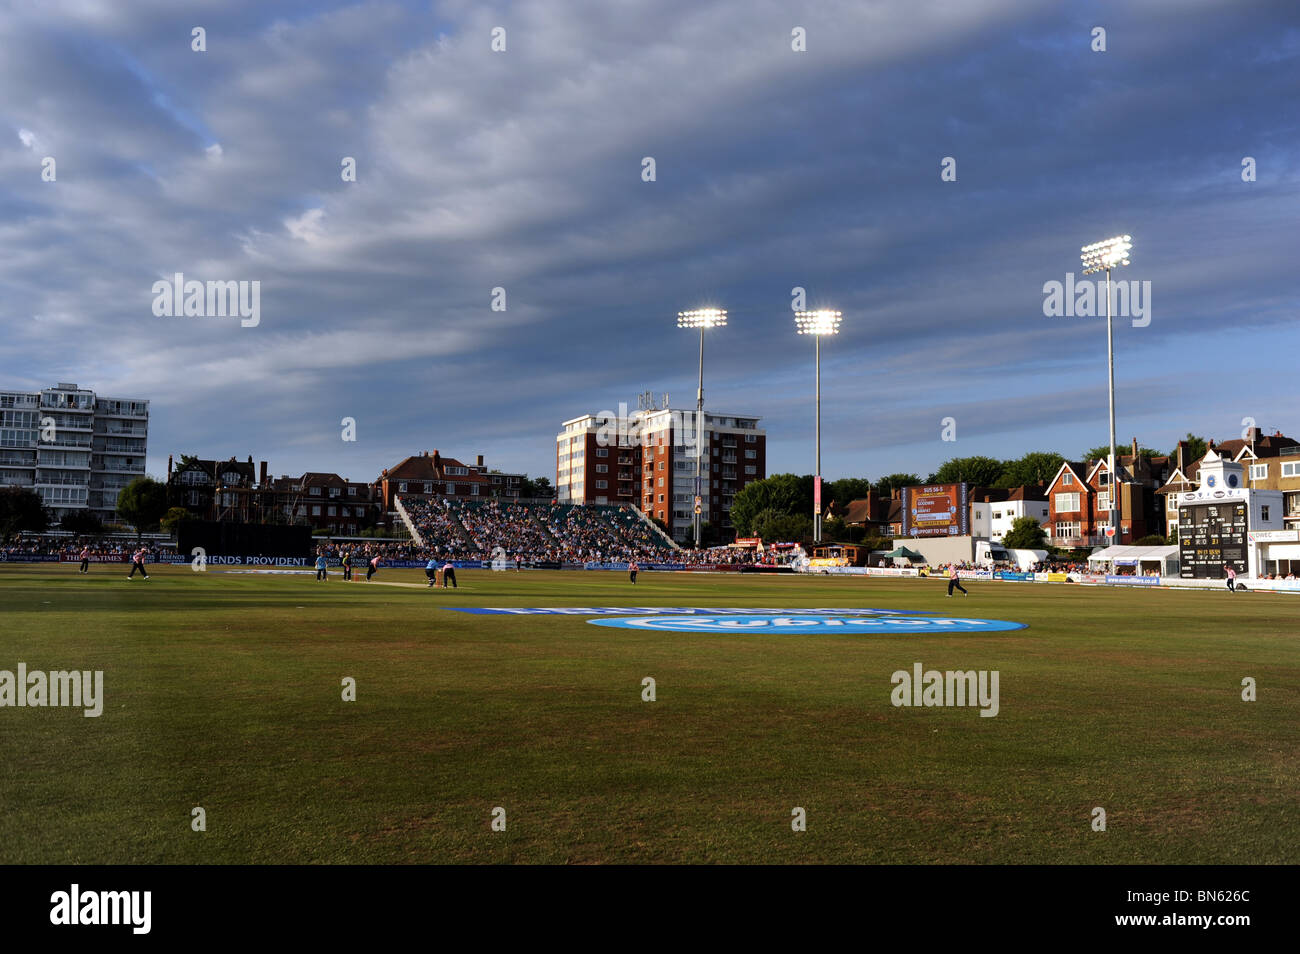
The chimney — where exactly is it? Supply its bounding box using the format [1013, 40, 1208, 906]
[167, 454, 173, 480]
[259, 461, 268, 487]
[1131, 437, 1138, 458]
[476, 455, 484, 467]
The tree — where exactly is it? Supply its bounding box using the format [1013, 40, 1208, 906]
[531, 476, 554, 499]
[928, 455, 1006, 487]
[116, 477, 169, 541]
[729, 474, 812, 536]
[159, 506, 192, 535]
[751, 508, 813, 544]
[59, 510, 103, 535]
[1179, 433, 1208, 465]
[874, 473, 922, 496]
[1132, 534, 1168, 546]
[1082, 445, 1163, 464]
[826, 477, 872, 508]
[1001, 516, 1048, 550]
[996, 451, 1065, 489]
[0, 488, 48, 541]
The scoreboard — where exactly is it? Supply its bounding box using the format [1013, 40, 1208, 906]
[902, 483, 969, 537]
[1179, 502, 1247, 578]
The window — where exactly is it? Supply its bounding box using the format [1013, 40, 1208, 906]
[1097, 472, 1110, 486]
[657, 477, 664, 487]
[596, 448, 608, 458]
[327, 506, 336, 516]
[472, 485, 479, 496]
[1261, 505, 1271, 521]
[310, 486, 321, 496]
[1055, 492, 1081, 512]
[745, 434, 756, 443]
[1097, 493, 1110, 512]
[745, 450, 756, 459]
[349, 486, 357, 496]
[1054, 521, 1080, 538]
[341, 507, 349, 517]
[596, 480, 607, 489]
[446, 483, 456, 495]
[658, 461, 664, 470]
[658, 494, 665, 503]
[992, 511, 1002, 519]
[1282, 462, 1300, 478]
[398, 482, 407, 492]
[596, 464, 607, 473]
[1251, 464, 1268, 480]
[312, 505, 320, 516]
[1062, 473, 1073, 486]
[745, 466, 756, 475]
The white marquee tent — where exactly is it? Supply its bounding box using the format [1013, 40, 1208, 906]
[1087, 544, 1180, 577]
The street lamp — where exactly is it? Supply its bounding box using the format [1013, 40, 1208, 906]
[795, 309, 842, 544]
[676, 308, 727, 549]
[1080, 234, 1133, 545]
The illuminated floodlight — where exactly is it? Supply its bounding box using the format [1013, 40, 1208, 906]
[677, 308, 728, 329]
[794, 309, 843, 336]
[1080, 235, 1133, 275]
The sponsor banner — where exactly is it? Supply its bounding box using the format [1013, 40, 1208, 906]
[582, 562, 686, 571]
[0, 553, 62, 563]
[1251, 578, 1300, 591]
[679, 564, 744, 573]
[1249, 530, 1300, 543]
[995, 571, 1033, 581]
[813, 566, 872, 575]
[957, 570, 993, 580]
[452, 606, 937, 616]
[1179, 487, 1247, 504]
[1047, 572, 1069, 583]
[1080, 573, 1106, 584]
[864, 567, 922, 577]
[1105, 574, 1160, 586]
[589, 613, 1027, 635]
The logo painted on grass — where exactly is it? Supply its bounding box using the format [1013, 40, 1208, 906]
[450, 606, 936, 616]
[588, 615, 1026, 635]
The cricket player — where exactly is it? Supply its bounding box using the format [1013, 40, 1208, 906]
[426, 556, 439, 587]
[315, 552, 328, 582]
[1223, 563, 1237, 593]
[441, 562, 457, 588]
[341, 549, 353, 581]
[629, 561, 638, 584]
[366, 554, 381, 581]
[127, 547, 150, 580]
[79, 545, 90, 574]
[946, 565, 968, 597]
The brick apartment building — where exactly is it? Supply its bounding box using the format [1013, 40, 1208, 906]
[557, 404, 766, 543]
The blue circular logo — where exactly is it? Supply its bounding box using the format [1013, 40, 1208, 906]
[588, 614, 1026, 635]
[1207, 475, 1217, 487]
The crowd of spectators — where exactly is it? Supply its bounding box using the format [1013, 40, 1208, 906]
[1, 535, 179, 560]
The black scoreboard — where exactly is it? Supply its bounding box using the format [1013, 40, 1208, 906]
[1179, 502, 1247, 578]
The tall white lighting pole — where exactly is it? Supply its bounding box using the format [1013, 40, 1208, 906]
[795, 309, 842, 544]
[677, 308, 727, 549]
[1081, 235, 1133, 544]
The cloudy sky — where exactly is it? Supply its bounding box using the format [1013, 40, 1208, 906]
[2, 0, 1297, 486]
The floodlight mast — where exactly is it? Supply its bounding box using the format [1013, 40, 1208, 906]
[1080, 235, 1132, 544]
[794, 310, 842, 544]
[676, 309, 727, 549]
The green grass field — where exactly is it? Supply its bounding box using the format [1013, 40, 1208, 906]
[1, 563, 1296, 864]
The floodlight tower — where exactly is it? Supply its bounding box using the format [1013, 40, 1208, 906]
[794, 309, 843, 544]
[676, 308, 727, 549]
[1080, 235, 1133, 544]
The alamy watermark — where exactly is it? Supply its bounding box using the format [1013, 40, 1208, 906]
[1043, 273, 1150, 327]
[1, 664, 103, 717]
[890, 662, 999, 717]
[152, 272, 260, 327]
[593, 402, 702, 450]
